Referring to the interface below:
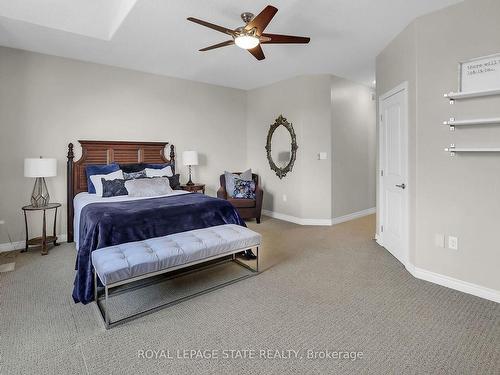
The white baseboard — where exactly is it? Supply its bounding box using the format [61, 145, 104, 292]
[376, 236, 499, 303]
[262, 207, 376, 226]
[332, 207, 376, 225]
[262, 210, 333, 226]
[0, 234, 67, 253]
[407, 265, 500, 304]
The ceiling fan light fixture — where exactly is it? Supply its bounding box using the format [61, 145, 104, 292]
[234, 35, 259, 50]
[187, 5, 310, 60]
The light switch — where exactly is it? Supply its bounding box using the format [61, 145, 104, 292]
[435, 234, 445, 248]
[318, 152, 327, 160]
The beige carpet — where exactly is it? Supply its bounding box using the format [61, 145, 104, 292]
[1, 215, 499, 374]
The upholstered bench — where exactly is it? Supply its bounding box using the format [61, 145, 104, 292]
[92, 224, 261, 328]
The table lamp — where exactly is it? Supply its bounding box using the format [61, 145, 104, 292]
[24, 157, 57, 207]
[182, 150, 199, 186]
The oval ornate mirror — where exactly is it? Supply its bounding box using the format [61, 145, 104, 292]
[265, 115, 298, 179]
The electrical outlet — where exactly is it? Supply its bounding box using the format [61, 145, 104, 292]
[435, 234, 445, 248]
[0, 220, 5, 225]
[448, 236, 458, 250]
[282, 194, 287, 202]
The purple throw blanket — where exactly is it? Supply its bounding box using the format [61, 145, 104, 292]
[73, 193, 245, 304]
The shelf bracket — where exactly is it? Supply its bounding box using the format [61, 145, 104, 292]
[444, 144, 456, 156]
[443, 117, 456, 131]
[444, 93, 455, 104]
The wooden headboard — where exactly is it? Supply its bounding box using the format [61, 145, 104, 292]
[66, 140, 175, 243]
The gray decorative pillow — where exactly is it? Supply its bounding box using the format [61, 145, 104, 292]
[123, 170, 147, 180]
[101, 178, 128, 197]
[125, 177, 173, 197]
[225, 169, 252, 198]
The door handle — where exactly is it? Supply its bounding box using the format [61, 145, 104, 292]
[395, 183, 406, 189]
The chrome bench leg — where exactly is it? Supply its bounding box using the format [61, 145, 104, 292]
[105, 285, 110, 328]
[94, 269, 111, 329]
[232, 246, 260, 273]
[94, 269, 98, 302]
[256, 246, 259, 272]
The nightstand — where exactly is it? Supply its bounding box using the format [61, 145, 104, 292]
[179, 183, 205, 194]
[21, 203, 61, 255]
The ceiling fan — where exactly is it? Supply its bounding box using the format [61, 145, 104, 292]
[187, 5, 310, 61]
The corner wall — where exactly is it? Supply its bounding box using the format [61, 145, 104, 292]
[331, 76, 376, 219]
[246, 74, 376, 224]
[376, 0, 500, 293]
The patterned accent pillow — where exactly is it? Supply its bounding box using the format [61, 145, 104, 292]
[225, 169, 252, 197]
[123, 170, 147, 180]
[233, 178, 256, 199]
[167, 174, 181, 190]
[101, 178, 128, 197]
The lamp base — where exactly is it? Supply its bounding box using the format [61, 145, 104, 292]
[31, 177, 50, 207]
[186, 165, 194, 186]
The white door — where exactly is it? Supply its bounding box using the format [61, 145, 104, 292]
[378, 83, 408, 265]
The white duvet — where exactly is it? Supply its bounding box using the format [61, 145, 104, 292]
[73, 190, 190, 250]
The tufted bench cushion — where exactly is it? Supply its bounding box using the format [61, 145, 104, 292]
[91, 224, 261, 286]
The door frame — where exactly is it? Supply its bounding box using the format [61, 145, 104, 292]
[377, 81, 409, 266]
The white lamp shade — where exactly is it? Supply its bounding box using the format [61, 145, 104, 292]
[24, 158, 57, 178]
[182, 151, 199, 166]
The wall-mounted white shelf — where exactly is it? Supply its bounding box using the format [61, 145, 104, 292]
[444, 88, 500, 102]
[444, 117, 500, 130]
[445, 144, 500, 156]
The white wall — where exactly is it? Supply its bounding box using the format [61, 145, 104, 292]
[0, 46, 247, 244]
[246, 74, 376, 223]
[0, 47, 377, 247]
[331, 76, 376, 219]
[246, 75, 333, 222]
[376, 0, 500, 292]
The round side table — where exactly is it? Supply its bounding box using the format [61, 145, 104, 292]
[22, 203, 61, 255]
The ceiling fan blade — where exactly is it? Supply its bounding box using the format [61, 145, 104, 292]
[187, 17, 234, 36]
[247, 44, 265, 61]
[261, 33, 310, 44]
[199, 40, 235, 51]
[244, 5, 278, 35]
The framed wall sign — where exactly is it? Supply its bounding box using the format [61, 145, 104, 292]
[459, 53, 500, 92]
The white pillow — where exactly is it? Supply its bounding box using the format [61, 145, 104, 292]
[125, 177, 173, 197]
[145, 165, 173, 178]
[89, 170, 124, 197]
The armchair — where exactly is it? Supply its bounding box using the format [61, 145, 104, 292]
[217, 173, 263, 223]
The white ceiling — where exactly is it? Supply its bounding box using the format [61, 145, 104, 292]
[0, 0, 137, 40]
[0, 0, 462, 90]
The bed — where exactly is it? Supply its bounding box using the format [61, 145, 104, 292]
[67, 141, 245, 304]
